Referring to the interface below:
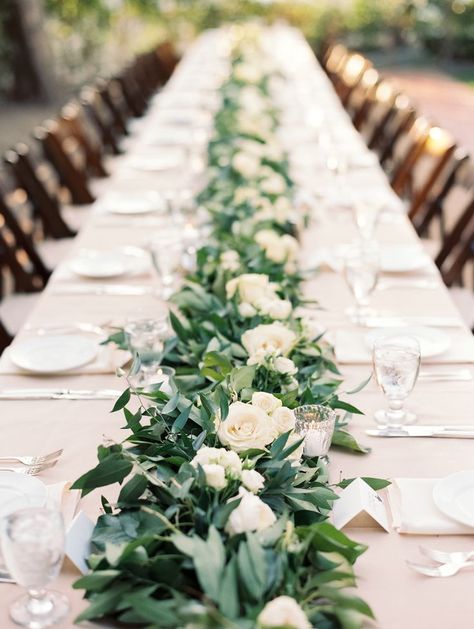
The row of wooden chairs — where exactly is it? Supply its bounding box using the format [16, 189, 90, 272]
[321, 43, 474, 327]
[0, 42, 179, 352]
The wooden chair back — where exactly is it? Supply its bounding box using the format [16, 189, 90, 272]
[4, 143, 75, 239]
[80, 86, 122, 155]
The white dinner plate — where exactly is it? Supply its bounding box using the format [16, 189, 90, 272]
[101, 191, 166, 215]
[433, 471, 474, 528]
[69, 247, 149, 279]
[365, 326, 451, 358]
[128, 149, 184, 172]
[9, 334, 98, 374]
[380, 245, 429, 273]
[0, 472, 47, 517]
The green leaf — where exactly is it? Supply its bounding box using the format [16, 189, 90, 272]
[72, 454, 133, 496]
[172, 404, 193, 433]
[331, 429, 371, 454]
[75, 583, 131, 622]
[337, 477, 391, 491]
[73, 570, 121, 592]
[111, 388, 130, 412]
[117, 473, 148, 504]
[229, 365, 256, 393]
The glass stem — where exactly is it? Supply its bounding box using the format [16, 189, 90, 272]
[386, 398, 406, 427]
[26, 588, 53, 616]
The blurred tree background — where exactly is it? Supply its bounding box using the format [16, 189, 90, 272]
[0, 0, 473, 103]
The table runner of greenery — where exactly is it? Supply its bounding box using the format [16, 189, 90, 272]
[72, 27, 382, 628]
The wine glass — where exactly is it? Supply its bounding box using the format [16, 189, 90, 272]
[352, 200, 382, 243]
[148, 230, 184, 298]
[0, 508, 69, 628]
[372, 335, 421, 429]
[125, 319, 168, 381]
[343, 246, 379, 324]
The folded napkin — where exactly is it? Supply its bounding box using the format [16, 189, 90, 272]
[334, 329, 474, 365]
[388, 478, 474, 535]
[0, 344, 130, 376]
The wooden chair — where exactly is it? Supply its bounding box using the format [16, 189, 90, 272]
[322, 43, 348, 84]
[80, 86, 122, 155]
[116, 66, 148, 118]
[4, 144, 75, 239]
[332, 52, 372, 107]
[357, 80, 399, 149]
[0, 318, 12, 352]
[345, 67, 381, 131]
[374, 94, 417, 165]
[97, 78, 130, 138]
[34, 120, 95, 205]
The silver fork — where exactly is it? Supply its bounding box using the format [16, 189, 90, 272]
[0, 449, 63, 467]
[406, 559, 474, 577]
[0, 460, 59, 476]
[419, 546, 474, 564]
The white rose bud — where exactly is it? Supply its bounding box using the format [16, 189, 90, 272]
[218, 449, 242, 477]
[271, 406, 296, 435]
[258, 596, 311, 629]
[274, 356, 298, 375]
[239, 302, 257, 318]
[232, 151, 260, 179]
[220, 250, 240, 272]
[202, 464, 227, 490]
[226, 488, 276, 536]
[266, 299, 292, 320]
[251, 391, 282, 414]
[241, 469, 265, 493]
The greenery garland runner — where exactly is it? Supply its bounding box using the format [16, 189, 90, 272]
[73, 29, 386, 628]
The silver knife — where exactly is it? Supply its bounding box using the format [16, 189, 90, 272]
[51, 284, 158, 297]
[418, 369, 473, 382]
[0, 389, 122, 400]
[367, 426, 474, 438]
[364, 316, 462, 328]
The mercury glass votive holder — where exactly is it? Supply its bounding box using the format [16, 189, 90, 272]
[294, 404, 337, 462]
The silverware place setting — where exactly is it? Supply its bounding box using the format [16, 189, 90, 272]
[0, 388, 122, 401]
[407, 546, 474, 577]
[0, 448, 63, 475]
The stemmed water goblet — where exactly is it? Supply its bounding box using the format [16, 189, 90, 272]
[294, 404, 337, 464]
[0, 507, 69, 628]
[372, 335, 421, 429]
[352, 200, 382, 244]
[343, 246, 379, 325]
[125, 318, 168, 383]
[148, 230, 184, 298]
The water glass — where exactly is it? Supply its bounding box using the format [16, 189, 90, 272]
[125, 319, 168, 378]
[343, 246, 379, 324]
[372, 335, 421, 428]
[294, 404, 337, 463]
[352, 201, 382, 243]
[148, 230, 184, 298]
[1, 508, 69, 628]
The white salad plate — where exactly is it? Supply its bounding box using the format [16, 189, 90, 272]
[69, 247, 149, 279]
[365, 326, 451, 358]
[9, 334, 98, 374]
[380, 245, 429, 273]
[127, 148, 184, 172]
[0, 473, 47, 516]
[100, 191, 166, 215]
[433, 471, 474, 528]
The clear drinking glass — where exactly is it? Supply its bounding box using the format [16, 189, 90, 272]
[372, 335, 421, 429]
[148, 231, 184, 299]
[1, 508, 69, 628]
[125, 319, 168, 379]
[343, 246, 379, 324]
[294, 404, 337, 463]
[352, 201, 382, 243]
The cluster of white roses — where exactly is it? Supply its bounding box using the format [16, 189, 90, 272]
[254, 228, 299, 271]
[226, 273, 292, 321]
[191, 446, 265, 493]
[258, 596, 311, 629]
[217, 392, 302, 459]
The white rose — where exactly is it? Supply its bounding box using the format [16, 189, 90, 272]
[226, 273, 276, 306]
[258, 596, 311, 629]
[217, 401, 275, 452]
[226, 488, 276, 535]
[265, 299, 292, 320]
[242, 322, 297, 361]
[234, 187, 259, 205]
[234, 63, 263, 84]
[241, 469, 265, 493]
[274, 356, 298, 375]
[191, 446, 223, 468]
[272, 406, 296, 435]
[255, 230, 286, 264]
[239, 302, 257, 318]
[220, 250, 240, 272]
[202, 464, 227, 490]
[218, 449, 242, 477]
[251, 391, 282, 414]
[233, 151, 260, 179]
[281, 234, 299, 260]
[260, 174, 287, 196]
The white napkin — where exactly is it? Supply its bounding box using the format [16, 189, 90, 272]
[0, 344, 130, 375]
[388, 478, 474, 535]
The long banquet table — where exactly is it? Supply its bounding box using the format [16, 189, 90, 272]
[1, 26, 474, 629]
